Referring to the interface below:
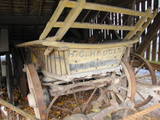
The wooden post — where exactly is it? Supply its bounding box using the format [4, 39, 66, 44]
[0, 56, 2, 89]
[0, 99, 36, 120]
[6, 53, 13, 104]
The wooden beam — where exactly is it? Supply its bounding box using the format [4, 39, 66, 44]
[17, 37, 139, 48]
[39, 0, 69, 40]
[44, 0, 85, 55]
[124, 10, 157, 40]
[54, 0, 85, 40]
[53, 22, 141, 31]
[65, 1, 153, 18]
[0, 99, 36, 120]
[136, 12, 160, 55]
[42, 38, 138, 49]
[123, 104, 160, 120]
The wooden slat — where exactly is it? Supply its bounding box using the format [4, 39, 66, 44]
[158, 33, 160, 61]
[124, 16, 147, 40]
[53, 22, 139, 31]
[54, 0, 85, 40]
[0, 99, 36, 120]
[65, 1, 153, 18]
[44, 0, 85, 55]
[51, 51, 56, 74]
[25, 64, 47, 120]
[55, 51, 61, 75]
[123, 104, 160, 120]
[152, 36, 157, 61]
[59, 51, 66, 75]
[48, 55, 52, 73]
[45, 55, 48, 71]
[64, 50, 70, 75]
[146, 46, 151, 60]
[145, 0, 151, 60]
[39, 0, 69, 40]
[42, 39, 138, 49]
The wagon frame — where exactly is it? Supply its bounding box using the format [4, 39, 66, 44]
[18, 0, 157, 120]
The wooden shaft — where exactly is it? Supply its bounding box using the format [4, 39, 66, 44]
[0, 99, 36, 120]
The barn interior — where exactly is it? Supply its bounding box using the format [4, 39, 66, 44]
[0, 0, 160, 120]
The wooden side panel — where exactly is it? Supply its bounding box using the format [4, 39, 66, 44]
[50, 51, 56, 74]
[59, 51, 67, 75]
[31, 48, 69, 75]
[68, 47, 126, 74]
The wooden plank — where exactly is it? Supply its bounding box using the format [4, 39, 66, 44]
[42, 39, 138, 49]
[54, 51, 61, 75]
[44, 0, 85, 55]
[25, 64, 47, 120]
[64, 50, 70, 75]
[158, 33, 160, 61]
[53, 22, 139, 31]
[39, 0, 69, 40]
[124, 16, 147, 40]
[145, 0, 152, 60]
[125, 9, 157, 40]
[0, 56, 2, 89]
[123, 104, 160, 120]
[45, 55, 48, 71]
[65, 1, 153, 18]
[51, 51, 56, 74]
[146, 46, 151, 60]
[48, 55, 52, 73]
[59, 51, 66, 75]
[152, 36, 157, 61]
[54, 0, 85, 40]
[0, 99, 36, 120]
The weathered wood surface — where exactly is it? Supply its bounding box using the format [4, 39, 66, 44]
[25, 64, 47, 120]
[42, 39, 137, 48]
[17, 0, 155, 48]
[0, 99, 36, 120]
[123, 103, 160, 120]
[136, 12, 160, 55]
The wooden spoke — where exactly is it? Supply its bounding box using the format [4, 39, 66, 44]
[135, 63, 145, 74]
[115, 92, 125, 103]
[118, 86, 128, 91]
[136, 91, 145, 100]
[82, 88, 97, 112]
[47, 96, 59, 114]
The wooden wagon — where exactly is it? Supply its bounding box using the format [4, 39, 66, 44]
[18, 0, 157, 120]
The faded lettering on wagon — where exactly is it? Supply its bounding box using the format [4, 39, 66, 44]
[68, 47, 125, 73]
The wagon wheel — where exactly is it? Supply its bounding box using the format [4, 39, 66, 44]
[130, 53, 157, 108]
[45, 60, 136, 120]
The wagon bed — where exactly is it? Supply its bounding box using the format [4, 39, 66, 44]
[17, 0, 157, 120]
